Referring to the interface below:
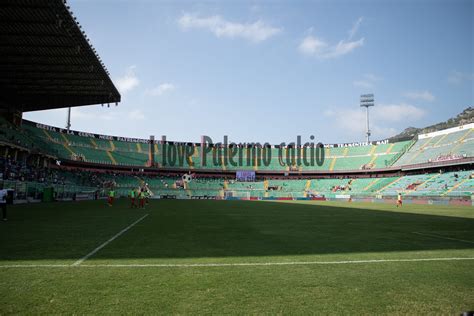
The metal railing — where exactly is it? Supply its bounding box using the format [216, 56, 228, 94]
[0, 180, 99, 201]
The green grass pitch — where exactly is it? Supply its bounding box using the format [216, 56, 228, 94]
[0, 199, 473, 314]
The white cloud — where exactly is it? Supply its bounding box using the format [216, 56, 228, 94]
[330, 39, 365, 58]
[325, 108, 396, 138]
[147, 83, 176, 96]
[348, 17, 364, 39]
[115, 66, 139, 94]
[448, 71, 474, 84]
[299, 18, 364, 58]
[299, 36, 364, 58]
[298, 35, 328, 55]
[325, 108, 365, 134]
[374, 103, 426, 122]
[403, 90, 435, 102]
[178, 13, 281, 42]
[353, 73, 381, 89]
[325, 103, 426, 139]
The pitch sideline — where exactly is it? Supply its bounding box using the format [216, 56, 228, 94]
[1, 257, 474, 269]
[412, 232, 474, 245]
[72, 213, 149, 266]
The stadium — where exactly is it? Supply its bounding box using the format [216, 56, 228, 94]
[0, 0, 473, 314]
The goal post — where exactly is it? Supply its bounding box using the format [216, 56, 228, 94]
[74, 189, 97, 201]
[224, 190, 250, 200]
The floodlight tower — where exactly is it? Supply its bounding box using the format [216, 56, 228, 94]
[66, 107, 71, 131]
[360, 94, 375, 143]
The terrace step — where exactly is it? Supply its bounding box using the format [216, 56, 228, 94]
[90, 138, 98, 149]
[106, 151, 117, 165]
[364, 178, 380, 191]
[385, 143, 394, 154]
[443, 177, 469, 196]
[329, 157, 337, 171]
[376, 177, 402, 194]
[450, 128, 472, 153]
[415, 173, 441, 190]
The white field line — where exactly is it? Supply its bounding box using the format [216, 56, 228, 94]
[413, 232, 474, 245]
[1, 257, 474, 269]
[72, 214, 149, 266]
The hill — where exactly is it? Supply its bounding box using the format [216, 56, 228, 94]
[390, 107, 473, 141]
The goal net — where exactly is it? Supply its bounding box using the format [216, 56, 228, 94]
[74, 189, 98, 201]
[224, 190, 250, 200]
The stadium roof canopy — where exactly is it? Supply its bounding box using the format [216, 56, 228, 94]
[0, 0, 121, 112]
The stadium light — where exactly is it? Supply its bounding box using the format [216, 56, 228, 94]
[360, 94, 375, 143]
[66, 107, 71, 131]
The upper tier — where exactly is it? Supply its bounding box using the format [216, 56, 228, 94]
[1, 119, 472, 171]
[394, 123, 473, 166]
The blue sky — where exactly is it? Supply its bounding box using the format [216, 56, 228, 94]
[25, 0, 473, 144]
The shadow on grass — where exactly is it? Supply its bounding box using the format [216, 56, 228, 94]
[1, 199, 473, 261]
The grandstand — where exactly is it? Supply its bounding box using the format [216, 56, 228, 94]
[1, 118, 472, 203]
[16, 119, 472, 174]
[14, 120, 415, 172]
[395, 124, 473, 166]
[64, 171, 470, 201]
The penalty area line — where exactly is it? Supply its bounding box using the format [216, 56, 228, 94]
[72, 213, 149, 266]
[1, 257, 474, 269]
[412, 232, 474, 245]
